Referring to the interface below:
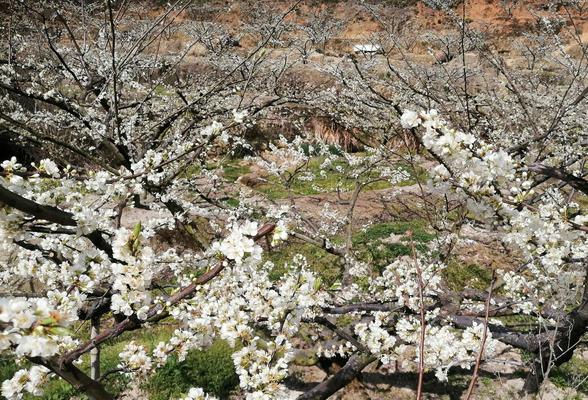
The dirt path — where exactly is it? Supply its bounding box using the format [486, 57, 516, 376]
[277, 183, 424, 228]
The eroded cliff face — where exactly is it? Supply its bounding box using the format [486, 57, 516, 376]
[153, 1, 586, 36]
[106, 0, 586, 62]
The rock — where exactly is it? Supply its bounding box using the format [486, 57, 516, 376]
[539, 380, 584, 400]
[381, 233, 404, 245]
[482, 342, 523, 375]
[237, 173, 268, 188]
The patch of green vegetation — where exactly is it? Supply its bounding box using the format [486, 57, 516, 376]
[496, 314, 538, 332]
[480, 376, 493, 386]
[352, 220, 435, 272]
[442, 259, 493, 291]
[401, 163, 429, 186]
[264, 242, 341, 286]
[181, 163, 202, 178]
[292, 350, 318, 367]
[0, 358, 19, 383]
[337, 314, 354, 327]
[222, 163, 251, 182]
[146, 340, 239, 400]
[2, 326, 240, 400]
[353, 220, 434, 244]
[255, 157, 425, 200]
[550, 356, 588, 395]
[255, 176, 292, 200]
[222, 197, 240, 208]
[182, 159, 251, 182]
[153, 84, 173, 96]
[577, 195, 588, 211]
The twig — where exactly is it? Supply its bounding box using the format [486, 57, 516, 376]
[408, 230, 426, 400]
[464, 271, 496, 400]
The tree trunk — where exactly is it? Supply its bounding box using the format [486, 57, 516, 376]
[297, 353, 376, 400]
[31, 357, 114, 400]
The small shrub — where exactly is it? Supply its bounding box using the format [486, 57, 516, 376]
[352, 220, 434, 272]
[442, 260, 492, 291]
[222, 163, 251, 182]
[146, 340, 239, 399]
[264, 242, 341, 286]
[550, 356, 588, 394]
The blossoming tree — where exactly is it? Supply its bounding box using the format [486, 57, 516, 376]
[0, 1, 587, 399]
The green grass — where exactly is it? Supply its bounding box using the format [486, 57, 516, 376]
[146, 340, 238, 400]
[352, 220, 435, 273]
[222, 197, 240, 208]
[353, 220, 435, 244]
[550, 355, 588, 395]
[264, 242, 342, 286]
[183, 154, 428, 202]
[0, 325, 240, 400]
[577, 195, 588, 212]
[442, 259, 493, 291]
[255, 157, 423, 200]
[222, 163, 251, 182]
[153, 84, 173, 96]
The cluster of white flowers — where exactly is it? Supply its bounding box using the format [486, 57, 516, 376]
[354, 312, 397, 363]
[179, 387, 218, 400]
[402, 110, 518, 198]
[0, 157, 24, 174]
[1, 366, 50, 400]
[370, 258, 445, 311]
[271, 220, 288, 246]
[35, 159, 60, 178]
[499, 191, 588, 311]
[164, 244, 327, 398]
[394, 315, 498, 381]
[0, 298, 73, 358]
[380, 166, 411, 185]
[210, 220, 261, 265]
[573, 214, 588, 226]
[232, 109, 249, 124]
[118, 341, 153, 379]
[402, 109, 588, 315]
[256, 136, 311, 177]
[111, 226, 155, 318]
[232, 336, 293, 397]
[201, 121, 224, 139]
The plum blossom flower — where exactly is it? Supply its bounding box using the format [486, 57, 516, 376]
[1, 366, 49, 400]
[38, 159, 60, 178]
[180, 387, 218, 400]
[271, 221, 288, 246]
[1, 157, 23, 173]
[210, 221, 260, 265]
[201, 121, 223, 138]
[1, 369, 28, 400]
[118, 341, 152, 379]
[400, 110, 421, 128]
[232, 109, 248, 123]
[15, 336, 59, 357]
